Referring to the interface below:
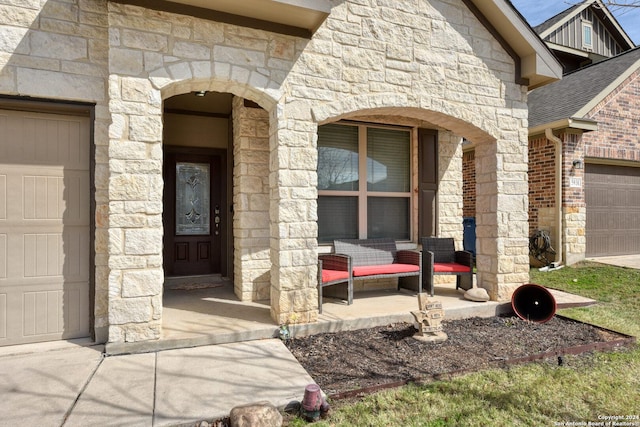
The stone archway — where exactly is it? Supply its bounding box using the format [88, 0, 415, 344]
[157, 85, 281, 303]
[306, 98, 529, 302]
[105, 69, 282, 346]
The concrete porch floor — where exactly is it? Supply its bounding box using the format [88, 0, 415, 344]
[106, 279, 596, 355]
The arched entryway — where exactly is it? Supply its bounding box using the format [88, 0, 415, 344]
[160, 90, 281, 345]
[161, 91, 233, 283]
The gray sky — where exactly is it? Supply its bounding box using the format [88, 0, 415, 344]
[511, 0, 640, 45]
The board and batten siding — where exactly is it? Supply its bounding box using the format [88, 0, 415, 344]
[545, 8, 626, 57]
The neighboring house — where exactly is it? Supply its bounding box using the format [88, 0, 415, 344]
[528, 46, 640, 262]
[533, 0, 635, 73]
[0, 0, 560, 352]
[528, 0, 640, 263]
[465, 0, 639, 266]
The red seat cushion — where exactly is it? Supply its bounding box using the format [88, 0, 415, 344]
[433, 262, 471, 273]
[322, 269, 350, 283]
[353, 264, 420, 277]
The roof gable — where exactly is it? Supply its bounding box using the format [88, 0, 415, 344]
[536, 0, 635, 52]
[534, 3, 582, 36]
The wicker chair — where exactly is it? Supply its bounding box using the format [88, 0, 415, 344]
[421, 237, 474, 296]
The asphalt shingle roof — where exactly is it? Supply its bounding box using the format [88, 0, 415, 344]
[528, 46, 640, 128]
[532, 2, 581, 36]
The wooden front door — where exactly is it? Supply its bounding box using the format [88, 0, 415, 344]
[163, 149, 224, 276]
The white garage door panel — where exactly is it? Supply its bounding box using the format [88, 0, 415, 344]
[0, 174, 5, 220]
[0, 233, 6, 279]
[1, 115, 87, 168]
[1, 282, 89, 341]
[0, 294, 6, 339]
[0, 109, 90, 346]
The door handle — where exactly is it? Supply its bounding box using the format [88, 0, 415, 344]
[214, 205, 220, 235]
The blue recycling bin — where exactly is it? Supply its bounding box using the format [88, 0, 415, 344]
[463, 217, 476, 257]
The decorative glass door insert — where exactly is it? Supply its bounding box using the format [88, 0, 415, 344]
[176, 162, 210, 235]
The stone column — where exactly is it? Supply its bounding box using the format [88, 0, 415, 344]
[561, 131, 586, 265]
[106, 75, 164, 343]
[437, 132, 464, 240]
[232, 97, 271, 301]
[269, 103, 319, 325]
[475, 130, 530, 301]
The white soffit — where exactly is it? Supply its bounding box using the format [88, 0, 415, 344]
[166, 0, 331, 33]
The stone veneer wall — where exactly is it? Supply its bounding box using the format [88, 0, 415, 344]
[438, 133, 465, 240]
[435, 132, 466, 286]
[104, 1, 290, 340]
[1, 0, 532, 344]
[232, 97, 271, 301]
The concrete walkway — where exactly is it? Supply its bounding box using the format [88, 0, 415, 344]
[0, 339, 315, 427]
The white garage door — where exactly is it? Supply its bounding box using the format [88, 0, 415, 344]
[0, 109, 90, 346]
[585, 163, 640, 257]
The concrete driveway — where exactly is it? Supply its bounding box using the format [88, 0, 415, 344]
[587, 254, 640, 270]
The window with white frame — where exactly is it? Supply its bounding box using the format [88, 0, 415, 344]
[582, 21, 593, 49]
[317, 122, 412, 243]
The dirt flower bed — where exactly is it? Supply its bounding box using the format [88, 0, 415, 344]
[286, 315, 627, 396]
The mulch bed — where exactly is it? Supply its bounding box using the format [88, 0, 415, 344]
[285, 315, 632, 397]
[193, 315, 633, 426]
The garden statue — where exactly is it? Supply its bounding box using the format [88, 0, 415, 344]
[411, 293, 447, 342]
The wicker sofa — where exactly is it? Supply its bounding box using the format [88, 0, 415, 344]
[318, 238, 422, 312]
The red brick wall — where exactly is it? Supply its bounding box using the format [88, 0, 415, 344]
[462, 149, 475, 218]
[463, 138, 562, 233]
[583, 69, 640, 162]
[528, 135, 556, 235]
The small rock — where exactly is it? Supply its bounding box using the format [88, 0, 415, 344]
[464, 287, 490, 302]
[229, 401, 283, 427]
[283, 400, 300, 414]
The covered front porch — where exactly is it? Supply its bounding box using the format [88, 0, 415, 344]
[104, 277, 595, 355]
[97, 0, 564, 349]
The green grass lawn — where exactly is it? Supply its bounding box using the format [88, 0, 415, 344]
[288, 262, 640, 426]
[531, 262, 640, 338]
